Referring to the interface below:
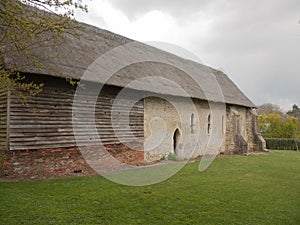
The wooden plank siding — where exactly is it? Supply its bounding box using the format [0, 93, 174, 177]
[8, 76, 144, 150]
[0, 87, 8, 150]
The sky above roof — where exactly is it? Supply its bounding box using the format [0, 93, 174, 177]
[75, 0, 300, 111]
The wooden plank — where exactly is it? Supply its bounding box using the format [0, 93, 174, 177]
[10, 133, 144, 143]
[9, 140, 143, 150]
[10, 102, 144, 112]
[10, 136, 143, 147]
[11, 101, 144, 111]
[9, 126, 144, 132]
[10, 131, 144, 138]
[8, 82, 144, 151]
[1, 88, 8, 150]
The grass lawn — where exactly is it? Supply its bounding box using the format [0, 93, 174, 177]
[0, 150, 299, 224]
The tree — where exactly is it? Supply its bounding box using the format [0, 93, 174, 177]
[287, 104, 300, 118]
[287, 104, 300, 138]
[257, 103, 283, 116]
[258, 113, 299, 139]
[0, 0, 88, 101]
[283, 116, 299, 138]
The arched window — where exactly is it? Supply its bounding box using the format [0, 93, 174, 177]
[173, 128, 181, 154]
[191, 113, 195, 133]
[207, 114, 211, 134]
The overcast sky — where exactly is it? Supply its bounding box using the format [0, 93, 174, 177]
[75, 0, 300, 111]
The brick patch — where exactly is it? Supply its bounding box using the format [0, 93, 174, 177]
[2, 143, 144, 180]
[105, 142, 144, 164]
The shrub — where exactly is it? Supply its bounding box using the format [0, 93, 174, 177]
[265, 138, 300, 150]
[168, 153, 178, 161]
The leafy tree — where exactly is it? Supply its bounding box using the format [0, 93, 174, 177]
[283, 116, 299, 138]
[287, 104, 300, 138]
[0, 0, 88, 101]
[258, 113, 299, 138]
[259, 113, 281, 138]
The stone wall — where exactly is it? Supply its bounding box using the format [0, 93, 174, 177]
[144, 97, 265, 160]
[221, 106, 235, 153]
[144, 96, 226, 161]
[223, 106, 248, 154]
[248, 109, 267, 152]
[223, 105, 266, 154]
[144, 96, 180, 161]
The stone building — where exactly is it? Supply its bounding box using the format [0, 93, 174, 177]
[0, 15, 266, 179]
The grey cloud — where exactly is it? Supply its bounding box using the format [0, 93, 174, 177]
[109, 0, 300, 22]
[179, 1, 300, 108]
[109, 0, 213, 19]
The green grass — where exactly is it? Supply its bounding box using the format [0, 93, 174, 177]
[0, 150, 299, 225]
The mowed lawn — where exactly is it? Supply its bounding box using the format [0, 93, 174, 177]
[0, 151, 299, 225]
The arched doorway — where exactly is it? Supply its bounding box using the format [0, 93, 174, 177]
[173, 128, 181, 155]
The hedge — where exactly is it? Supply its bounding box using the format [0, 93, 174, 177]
[265, 138, 300, 150]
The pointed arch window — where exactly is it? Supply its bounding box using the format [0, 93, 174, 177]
[207, 114, 211, 134]
[191, 113, 195, 133]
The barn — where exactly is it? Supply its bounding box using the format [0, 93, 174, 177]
[0, 16, 266, 180]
